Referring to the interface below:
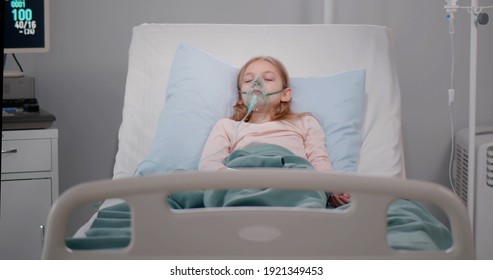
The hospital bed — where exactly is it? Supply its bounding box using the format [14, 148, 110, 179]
[41, 24, 475, 259]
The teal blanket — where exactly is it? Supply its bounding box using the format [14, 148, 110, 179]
[66, 144, 452, 252]
[170, 144, 327, 209]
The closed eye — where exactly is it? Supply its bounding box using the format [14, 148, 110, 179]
[263, 73, 276, 81]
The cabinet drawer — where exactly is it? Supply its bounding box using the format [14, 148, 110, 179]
[1, 139, 52, 173]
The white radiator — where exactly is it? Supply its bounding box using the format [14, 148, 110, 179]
[454, 126, 493, 259]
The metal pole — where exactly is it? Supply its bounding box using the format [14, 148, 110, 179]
[467, 0, 478, 232]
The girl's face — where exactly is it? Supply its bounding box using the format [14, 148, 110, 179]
[239, 59, 291, 111]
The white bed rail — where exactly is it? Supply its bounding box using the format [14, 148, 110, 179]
[42, 170, 475, 259]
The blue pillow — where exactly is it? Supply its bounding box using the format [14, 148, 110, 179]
[135, 43, 365, 175]
[291, 70, 366, 172]
[135, 43, 238, 175]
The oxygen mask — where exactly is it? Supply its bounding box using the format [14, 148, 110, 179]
[241, 76, 284, 113]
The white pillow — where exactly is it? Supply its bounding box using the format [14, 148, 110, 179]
[135, 43, 366, 175]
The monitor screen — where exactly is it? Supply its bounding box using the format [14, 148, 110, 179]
[4, 0, 50, 53]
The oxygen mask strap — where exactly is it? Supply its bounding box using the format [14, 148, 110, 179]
[240, 76, 284, 96]
[264, 88, 284, 96]
[240, 88, 284, 96]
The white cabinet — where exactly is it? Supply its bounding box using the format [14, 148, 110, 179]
[1, 129, 58, 259]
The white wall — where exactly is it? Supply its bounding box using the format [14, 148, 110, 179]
[5, 0, 492, 234]
[335, 0, 493, 187]
[335, 0, 493, 223]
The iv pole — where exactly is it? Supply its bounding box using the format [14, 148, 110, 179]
[323, 0, 335, 24]
[467, 0, 478, 230]
[446, 0, 491, 229]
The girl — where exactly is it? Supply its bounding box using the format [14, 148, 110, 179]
[199, 56, 350, 207]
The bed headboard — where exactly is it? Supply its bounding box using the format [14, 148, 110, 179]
[113, 24, 403, 179]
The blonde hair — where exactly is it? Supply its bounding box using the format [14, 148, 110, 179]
[231, 56, 303, 122]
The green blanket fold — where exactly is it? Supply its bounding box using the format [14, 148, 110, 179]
[203, 143, 327, 208]
[66, 203, 132, 250]
[66, 144, 452, 252]
[169, 143, 326, 209]
[226, 143, 315, 169]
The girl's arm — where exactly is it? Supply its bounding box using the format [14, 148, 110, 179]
[303, 115, 332, 172]
[198, 119, 232, 171]
[303, 116, 351, 207]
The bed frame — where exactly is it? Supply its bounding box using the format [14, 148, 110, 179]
[42, 170, 474, 259]
[42, 24, 475, 259]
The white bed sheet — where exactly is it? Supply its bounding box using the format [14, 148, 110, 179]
[75, 24, 403, 237]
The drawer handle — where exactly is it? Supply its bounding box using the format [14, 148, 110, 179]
[1, 148, 18, 154]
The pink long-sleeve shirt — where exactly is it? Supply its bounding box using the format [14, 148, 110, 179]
[199, 115, 332, 172]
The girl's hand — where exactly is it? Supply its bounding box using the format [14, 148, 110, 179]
[329, 193, 351, 207]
